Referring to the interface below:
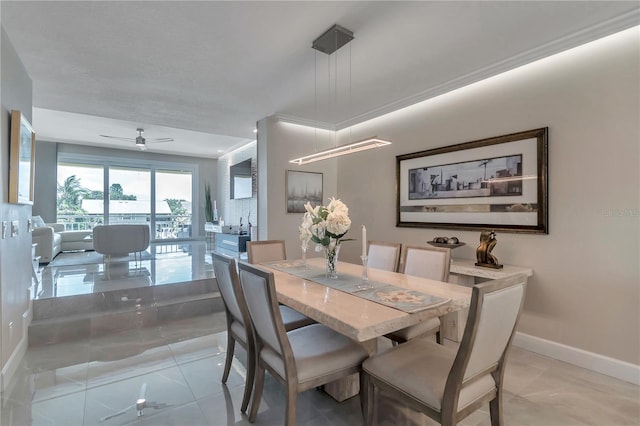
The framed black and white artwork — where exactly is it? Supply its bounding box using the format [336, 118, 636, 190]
[286, 170, 323, 213]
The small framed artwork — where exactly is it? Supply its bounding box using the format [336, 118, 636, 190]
[9, 110, 36, 205]
[286, 170, 323, 213]
[396, 128, 548, 234]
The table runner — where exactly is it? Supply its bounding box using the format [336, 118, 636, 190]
[262, 260, 450, 314]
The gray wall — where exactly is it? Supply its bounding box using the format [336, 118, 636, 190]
[257, 117, 338, 250]
[33, 142, 218, 238]
[0, 27, 33, 392]
[259, 29, 639, 369]
[32, 140, 57, 222]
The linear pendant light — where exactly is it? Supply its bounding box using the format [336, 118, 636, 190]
[290, 24, 391, 165]
[289, 136, 391, 165]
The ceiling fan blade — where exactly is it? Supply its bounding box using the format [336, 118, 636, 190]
[147, 138, 174, 143]
[99, 135, 136, 142]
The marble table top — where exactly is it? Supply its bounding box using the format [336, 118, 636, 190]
[261, 258, 471, 343]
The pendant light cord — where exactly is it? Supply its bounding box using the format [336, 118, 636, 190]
[349, 42, 352, 143]
[314, 48, 318, 154]
[334, 28, 338, 148]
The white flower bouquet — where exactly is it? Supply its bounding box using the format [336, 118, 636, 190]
[299, 197, 352, 278]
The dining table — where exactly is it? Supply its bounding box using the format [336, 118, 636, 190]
[259, 256, 472, 401]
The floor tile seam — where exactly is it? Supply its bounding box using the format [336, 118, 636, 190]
[84, 362, 182, 391]
[172, 350, 227, 367]
[31, 383, 89, 404]
[28, 365, 91, 403]
[166, 336, 227, 363]
[117, 399, 209, 426]
[28, 389, 87, 423]
[24, 362, 90, 377]
[173, 354, 202, 403]
[192, 381, 246, 404]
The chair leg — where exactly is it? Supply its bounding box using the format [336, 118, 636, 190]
[361, 372, 374, 425]
[284, 380, 297, 426]
[241, 339, 257, 413]
[489, 395, 503, 426]
[222, 333, 235, 383]
[249, 365, 265, 423]
[436, 320, 444, 345]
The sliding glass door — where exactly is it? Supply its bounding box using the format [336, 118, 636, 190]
[57, 156, 197, 241]
[57, 162, 104, 230]
[155, 169, 193, 239]
[108, 166, 151, 227]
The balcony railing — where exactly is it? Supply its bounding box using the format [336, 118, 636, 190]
[56, 214, 193, 240]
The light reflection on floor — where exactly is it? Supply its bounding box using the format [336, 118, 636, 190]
[35, 241, 218, 300]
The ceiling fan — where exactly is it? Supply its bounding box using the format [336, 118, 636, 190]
[99, 128, 174, 150]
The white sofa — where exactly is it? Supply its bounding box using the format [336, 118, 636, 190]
[31, 217, 94, 263]
[32, 225, 62, 263]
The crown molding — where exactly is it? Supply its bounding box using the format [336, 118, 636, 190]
[272, 114, 336, 131]
[332, 9, 639, 130]
[274, 11, 638, 132]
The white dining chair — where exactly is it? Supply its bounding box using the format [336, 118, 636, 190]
[367, 240, 401, 272]
[237, 261, 369, 426]
[386, 244, 451, 344]
[362, 274, 528, 426]
[246, 240, 287, 264]
[399, 244, 451, 282]
[211, 253, 314, 413]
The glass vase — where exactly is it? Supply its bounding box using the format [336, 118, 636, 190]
[301, 243, 308, 269]
[324, 244, 341, 279]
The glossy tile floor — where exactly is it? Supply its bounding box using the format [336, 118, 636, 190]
[2, 311, 638, 426]
[35, 241, 220, 300]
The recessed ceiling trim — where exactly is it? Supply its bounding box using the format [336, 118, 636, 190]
[332, 9, 640, 130]
[273, 114, 337, 131]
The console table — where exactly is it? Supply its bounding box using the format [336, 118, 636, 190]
[449, 259, 533, 285]
[215, 233, 251, 254]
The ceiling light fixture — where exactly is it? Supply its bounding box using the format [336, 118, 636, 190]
[289, 24, 391, 165]
[289, 137, 391, 165]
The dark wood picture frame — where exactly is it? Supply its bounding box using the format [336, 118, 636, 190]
[9, 110, 36, 205]
[396, 128, 548, 234]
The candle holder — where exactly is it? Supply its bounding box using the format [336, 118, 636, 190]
[357, 255, 372, 290]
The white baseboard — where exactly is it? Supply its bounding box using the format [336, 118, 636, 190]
[513, 332, 640, 386]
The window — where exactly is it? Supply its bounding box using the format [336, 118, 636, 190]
[57, 155, 197, 241]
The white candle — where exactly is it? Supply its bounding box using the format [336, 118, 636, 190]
[362, 225, 367, 257]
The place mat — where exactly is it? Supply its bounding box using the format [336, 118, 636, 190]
[263, 261, 450, 314]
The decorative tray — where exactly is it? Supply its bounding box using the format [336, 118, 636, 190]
[427, 241, 466, 249]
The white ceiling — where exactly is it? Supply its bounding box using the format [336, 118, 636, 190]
[2, 1, 638, 158]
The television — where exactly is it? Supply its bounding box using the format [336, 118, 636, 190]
[230, 159, 253, 199]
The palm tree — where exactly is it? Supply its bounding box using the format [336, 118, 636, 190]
[57, 175, 88, 214]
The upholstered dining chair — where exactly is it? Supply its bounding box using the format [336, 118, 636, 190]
[246, 240, 287, 264]
[237, 261, 369, 426]
[367, 240, 401, 272]
[386, 244, 452, 344]
[362, 274, 528, 426]
[399, 244, 451, 282]
[211, 253, 314, 413]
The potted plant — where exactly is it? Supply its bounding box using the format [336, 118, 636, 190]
[204, 183, 216, 231]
